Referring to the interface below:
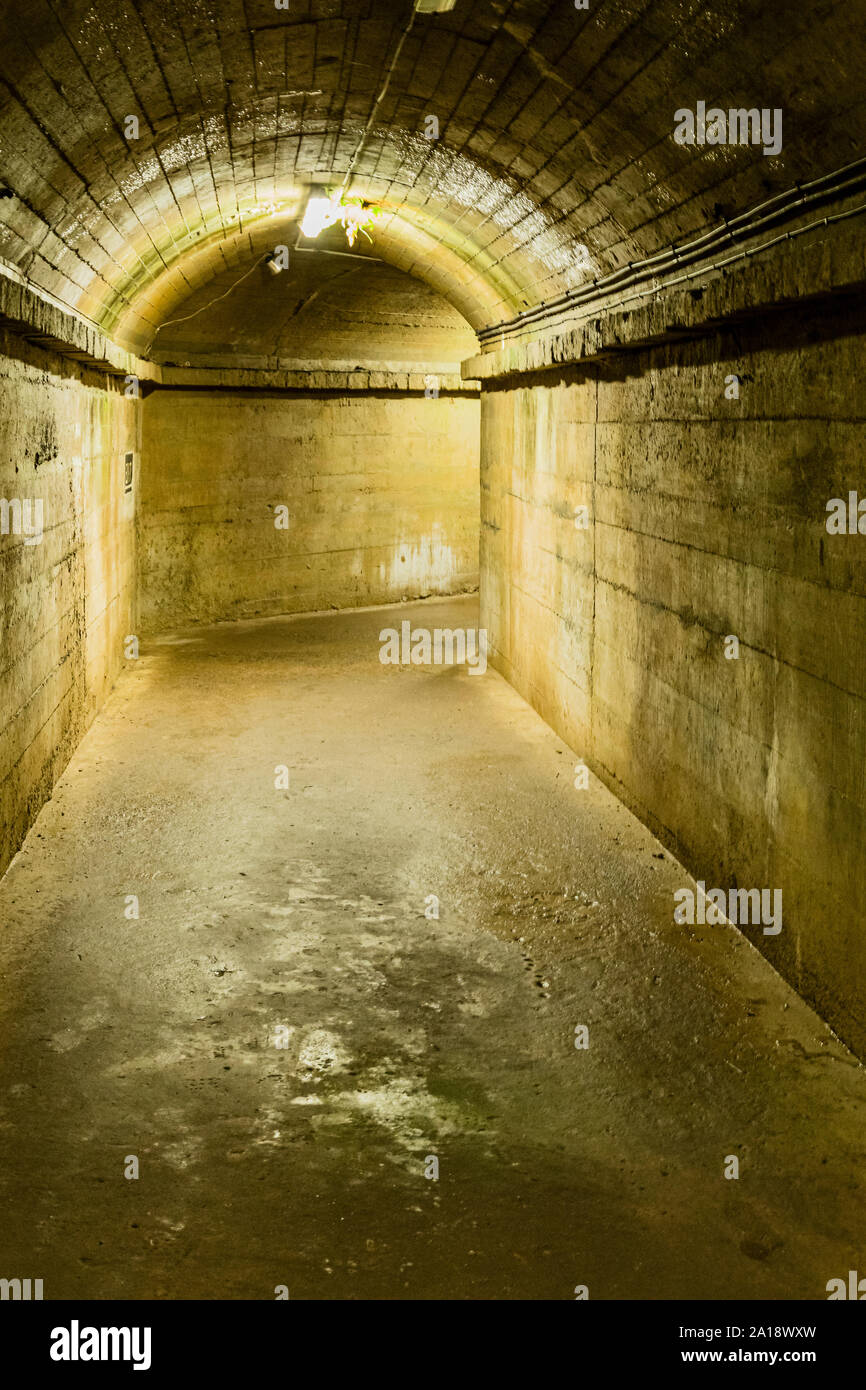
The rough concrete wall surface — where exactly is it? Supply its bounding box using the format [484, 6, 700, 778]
[152, 255, 479, 373]
[0, 333, 138, 876]
[140, 389, 480, 631]
[480, 303, 866, 1055]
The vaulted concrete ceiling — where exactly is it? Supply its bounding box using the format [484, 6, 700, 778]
[0, 0, 863, 353]
[151, 236, 479, 370]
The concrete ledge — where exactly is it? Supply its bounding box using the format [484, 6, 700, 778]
[463, 211, 866, 382]
[0, 264, 157, 382]
[155, 366, 480, 393]
[0, 268, 483, 396]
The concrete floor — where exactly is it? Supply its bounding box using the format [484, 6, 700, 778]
[0, 594, 863, 1301]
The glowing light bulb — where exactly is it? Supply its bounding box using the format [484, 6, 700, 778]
[300, 196, 334, 239]
[300, 191, 382, 247]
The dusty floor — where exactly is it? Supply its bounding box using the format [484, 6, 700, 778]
[0, 595, 863, 1300]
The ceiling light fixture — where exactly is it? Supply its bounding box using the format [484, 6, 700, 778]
[300, 191, 382, 249]
[300, 196, 333, 240]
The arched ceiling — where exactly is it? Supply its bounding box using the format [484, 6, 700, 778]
[0, 0, 864, 354]
[150, 235, 479, 371]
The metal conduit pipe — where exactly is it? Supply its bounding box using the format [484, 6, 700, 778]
[477, 155, 866, 347]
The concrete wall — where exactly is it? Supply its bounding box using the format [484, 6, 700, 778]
[0, 331, 138, 877]
[480, 301, 866, 1055]
[140, 387, 480, 630]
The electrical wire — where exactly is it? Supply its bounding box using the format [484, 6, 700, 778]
[146, 254, 269, 352]
[478, 155, 866, 347]
[338, 4, 417, 196]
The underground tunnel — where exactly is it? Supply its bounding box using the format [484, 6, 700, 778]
[0, 0, 865, 1334]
